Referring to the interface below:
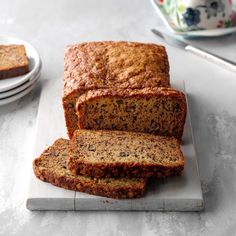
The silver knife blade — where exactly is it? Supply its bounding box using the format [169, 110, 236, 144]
[151, 28, 236, 73]
[151, 28, 188, 48]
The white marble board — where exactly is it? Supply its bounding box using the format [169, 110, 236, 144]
[26, 77, 204, 211]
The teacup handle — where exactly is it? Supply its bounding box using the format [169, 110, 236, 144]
[185, 45, 236, 73]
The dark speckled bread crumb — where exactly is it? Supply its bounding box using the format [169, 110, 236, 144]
[33, 138, 147, 199]
[68, 130, 185, 178]
[76, 87, 187, 140]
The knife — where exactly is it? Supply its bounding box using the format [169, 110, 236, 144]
[151, 28, 236, 73]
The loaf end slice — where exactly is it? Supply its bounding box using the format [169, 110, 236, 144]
[76, 87, 187, 140]
[33, 138, 147, 199]
[68, 130, 185, 178]
[0, 45, 29, 79]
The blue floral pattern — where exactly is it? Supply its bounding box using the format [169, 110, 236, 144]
[157, 0, 236, 31]
[182, 8, 201, 26]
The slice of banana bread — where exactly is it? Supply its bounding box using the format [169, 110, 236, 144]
[68, 130, 185, 178]
[0, 45, 29, 79]
[63, 41, 170, 138]
[33, 138, 147, 199]
[76, 87, 186, 140]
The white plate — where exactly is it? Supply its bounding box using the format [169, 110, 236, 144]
[151, 0, 236, 37]
[0, 35, 41, 92]
[0, 71, 40, 99]
[0, 79, 39, 106]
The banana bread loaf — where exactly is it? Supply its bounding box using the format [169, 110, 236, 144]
[76, 87, 186, 140]
[33, 138, 147, 199]
[63, 41, 170, 138]
[68, 130, 185, 178]
[0, 45, 29, 79]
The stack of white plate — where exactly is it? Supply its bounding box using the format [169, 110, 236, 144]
[0, 36, 42, 106]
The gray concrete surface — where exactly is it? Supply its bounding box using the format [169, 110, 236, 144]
[1, 0, 236, 235]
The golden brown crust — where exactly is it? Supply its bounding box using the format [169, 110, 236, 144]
[62, 91, 80, 139]
[63, 41, 169, 97]
[76, 87, 187, 140]
[68, 160, 184, 179]
[76, 87, 186, 106]
[63, 41, 170, 138]
[68, 130, 185, 178]
[0, 45, 29, 79]
[33, 138, 147, 199]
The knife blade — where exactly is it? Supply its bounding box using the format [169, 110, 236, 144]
[151, 28, 236, 73]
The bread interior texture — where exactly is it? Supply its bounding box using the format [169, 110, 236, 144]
[78, 96, 184, 139]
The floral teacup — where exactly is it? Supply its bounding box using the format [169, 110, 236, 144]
[157, 0, 236, 31]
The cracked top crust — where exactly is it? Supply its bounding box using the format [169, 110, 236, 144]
[63, 41, 169, 97]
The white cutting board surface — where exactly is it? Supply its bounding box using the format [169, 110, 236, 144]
[26, 78, 204, 211]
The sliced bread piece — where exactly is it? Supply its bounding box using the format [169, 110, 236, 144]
[33, 138, 147, 199]
[68, 130, 185, 178]
[76, 87, 186, 140]
[0, 45, 29, 79]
